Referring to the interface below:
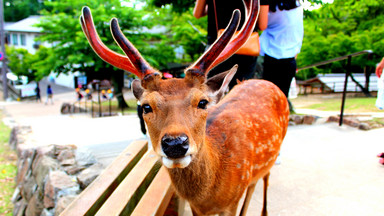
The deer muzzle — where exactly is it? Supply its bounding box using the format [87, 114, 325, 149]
[161, 134, 192, 169]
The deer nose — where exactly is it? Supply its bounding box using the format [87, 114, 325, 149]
[161, 134, 189, 159]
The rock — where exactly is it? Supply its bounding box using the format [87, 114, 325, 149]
[303, 115, 317, 125]
[25, 192, 44, 216]
[290, 115, 304, 125]
[41, 208, 54, 216]
[63, 165, 86, 175]
[75, 149, 97, 167]
[60, 158, 76, 166]
[343, 118, 359, 128]
[12, 186, 22, 203]
[358, 123, 371, 130]
[36, 145, 56, 158]
[44, 171, 78, 208]
[32, 155, 60, 191]
[57, 149, 75, 162]
[17, 157, 33, 185]
[327, 116, 339, 123]
[77, 163, 104, 189]
[13, 198, 27, 216]
[55, 195, 77, 216]
[9, 127, 18, 150]
[21, 176, 37, 201]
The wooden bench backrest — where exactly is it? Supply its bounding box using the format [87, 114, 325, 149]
[60, 140, 174, 216]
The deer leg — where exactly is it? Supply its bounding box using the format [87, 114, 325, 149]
[239, 182, 257, 216]
[219, 203, 239, 216]
[261, 172, 270, 216]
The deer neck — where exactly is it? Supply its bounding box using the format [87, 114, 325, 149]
[167, 137, 220, 200]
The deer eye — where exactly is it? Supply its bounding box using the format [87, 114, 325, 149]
[197, 99, 209, 109]
[142, 104, 153, 114]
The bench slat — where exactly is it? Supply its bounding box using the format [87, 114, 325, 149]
[131, 166, 174, 216]
[95, 150, 161, 216]
[60, 140, 148, 216]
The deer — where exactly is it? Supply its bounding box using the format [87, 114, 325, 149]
[80, 0, 289, 215]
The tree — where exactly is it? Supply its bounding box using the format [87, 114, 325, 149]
[4, 0, 47, 22]
[297, 0, 384, 81]
[34, 0, 175, 108]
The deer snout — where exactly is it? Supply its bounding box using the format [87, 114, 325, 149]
[161, 134, 189, 159]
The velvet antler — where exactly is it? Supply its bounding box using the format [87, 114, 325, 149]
[80, 7, 156, 79]
[186, 0, 260, 76]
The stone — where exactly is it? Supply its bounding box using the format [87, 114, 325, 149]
[54, 195, 77, 216]
[303, 115, 317, 125]
[9, 127, 18, 150]
[291, 115, 304, 125]
[44, 171, 78, 208]
[60, 158, 76, 166]
[41, 208, 54, 216]
[57, 149, 75, 162]
[21, 175, 37, 201]
[77, 163, 104, 189]
[17, 157, 33, 185]
[358, 123, 371, 130]
[343, 118, 359, 128]
[36, 145, 56, 158]
[55, 145, 77, 156]
[327, 116, 339, 123]
[25, 192, 44, 216]
[12, 186, 22, 203]
[32, 155, 59, 191]
[76, 149, 97, 167]
[13, 198, 27, 216]
[63, 165, 86, 175]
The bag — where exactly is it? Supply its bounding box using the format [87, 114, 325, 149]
[376, 73, 384, 110]
[217, 29, 260, 56]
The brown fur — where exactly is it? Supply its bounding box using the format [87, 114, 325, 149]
[141, 78, 289, 215]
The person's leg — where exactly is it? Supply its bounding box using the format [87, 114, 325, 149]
[262, 55, 296, 98]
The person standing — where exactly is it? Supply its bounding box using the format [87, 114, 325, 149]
[376, 56, 384, 78]
[35, 83, 41, 103]
[259, 0, 304, 99]
[193, 0, 269, 89]
[45, 85, 53, 105]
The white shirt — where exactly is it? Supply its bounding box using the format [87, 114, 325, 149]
[259, 5, 304, 59]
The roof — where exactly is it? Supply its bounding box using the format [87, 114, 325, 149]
[5, 16, 43, 33]
[298, 73, 379, 92]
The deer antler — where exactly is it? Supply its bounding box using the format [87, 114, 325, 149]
[80, 7, 156, 79]
[110, 18, 158, 79]
[187, 0, 260, 76]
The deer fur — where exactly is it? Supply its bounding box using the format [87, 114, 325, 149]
[80, 0, 289, 214]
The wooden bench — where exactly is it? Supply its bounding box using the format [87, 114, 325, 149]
[61, 140, 184, 216]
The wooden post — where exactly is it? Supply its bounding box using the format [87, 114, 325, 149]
[0, 0, 8, 100]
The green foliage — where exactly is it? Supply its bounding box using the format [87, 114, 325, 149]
[3, 0, 46, 22]
[149, 0, 195, 14]
[297, 0, 384, 80]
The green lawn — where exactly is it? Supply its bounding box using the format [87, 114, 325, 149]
[298, 97, 380, 113]
[0, 110, 16, 216]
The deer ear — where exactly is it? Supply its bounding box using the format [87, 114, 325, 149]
[132, 79, 144, 100]
[206, 64, 238, 104]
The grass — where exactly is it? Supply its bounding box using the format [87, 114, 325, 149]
[0, 110, 16, 216]
[292, 95, 381, 113]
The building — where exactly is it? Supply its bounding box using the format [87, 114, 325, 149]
[5, 16, 50, 54]
[297, 73, 378, 94]
[4, 16, 78, 89]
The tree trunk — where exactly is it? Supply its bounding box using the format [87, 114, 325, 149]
[111, 70, 128, 108]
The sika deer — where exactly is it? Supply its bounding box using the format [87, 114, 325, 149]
[80, 0, 289, 215]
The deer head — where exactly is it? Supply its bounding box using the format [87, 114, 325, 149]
[80, 0, 260, 169]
